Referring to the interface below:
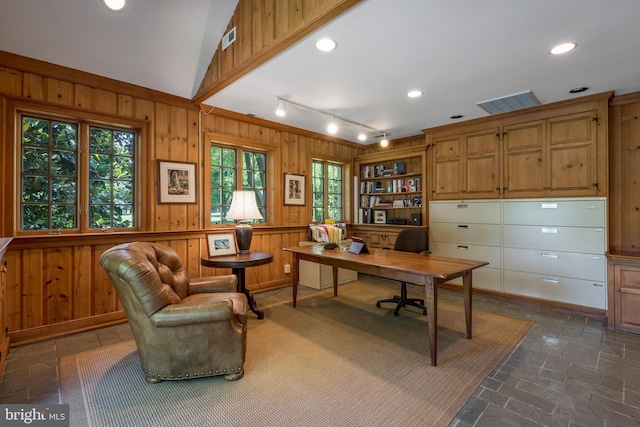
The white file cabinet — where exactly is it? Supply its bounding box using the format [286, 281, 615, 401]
[502, 198, 607, 309]
[297, 241, 358, 290]
[429, 201, 502, 291]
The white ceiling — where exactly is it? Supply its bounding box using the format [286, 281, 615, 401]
[2, 0, 640, 145]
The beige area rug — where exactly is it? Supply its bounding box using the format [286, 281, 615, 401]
[60, 280, 532, 427]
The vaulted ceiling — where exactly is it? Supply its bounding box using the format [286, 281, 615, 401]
[2, 0, 640, 144]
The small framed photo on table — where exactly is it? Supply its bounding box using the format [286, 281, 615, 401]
[373, 210, 387, 224]
[206, 233, 237, 257]
[158, 160, 197, 204]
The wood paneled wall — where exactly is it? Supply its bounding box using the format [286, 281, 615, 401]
[0, 51, 364, 345]
[609, 92, 640, 252]
[194, 0, 361, 102]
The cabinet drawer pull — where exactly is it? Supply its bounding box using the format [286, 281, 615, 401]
[457, 225, 469, 229]
[593, 228, 604, 233]
[586, 205, 596, 209]
[456, 204, 468, 209]
[593, 283, 604, 287]
[457, 245, 469, 250]
[541, 203, 557, 209]
[542, 277, 558, 284]
[541, 227, 557, 234]
[541, 252, 558, 258]
[590, 256, 601, 260]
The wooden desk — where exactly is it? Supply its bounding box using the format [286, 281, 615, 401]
[282, 245, 488, 366]
[201, 251, 274, 319]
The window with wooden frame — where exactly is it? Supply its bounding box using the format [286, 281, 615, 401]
[18, 112, 139, 234]
[312, 159, 344, 223]
[209, 144, 267, 225]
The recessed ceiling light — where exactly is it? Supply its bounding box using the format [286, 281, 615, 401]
[407, 90, 423, 98]
[450, 115, 464, 119]
[569, 87, 589, 94]
[103, 0, 126, 11]
[550, 42, 577, 55]
[315, 38, 337, 52]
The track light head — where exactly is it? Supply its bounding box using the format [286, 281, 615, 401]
[275, 98, 286, 117]
[327, 116, 338, 134]
[380, 133, 389, 147]
[358, 126, 367, 141]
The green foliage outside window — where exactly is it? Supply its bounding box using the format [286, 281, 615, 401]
[210, 146, 267, 225]
[21, 117, 78, 230]
[20, 115, 136, 231]
[88, 127, 135, 228]
[312, 160, 343, 222]
[242, 151, 267, 223]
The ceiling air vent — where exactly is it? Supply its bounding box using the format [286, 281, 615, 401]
[476, 90, 540, 114]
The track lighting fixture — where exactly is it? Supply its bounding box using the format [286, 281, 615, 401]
[275, 98, 286, 117]
[273, 96, 387, 143]
[327, 116, 338, 134]
[380, 133, 389, 147]
[358, 126, 367, 141]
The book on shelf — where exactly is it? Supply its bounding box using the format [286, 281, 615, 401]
[393, 162, 406, 175]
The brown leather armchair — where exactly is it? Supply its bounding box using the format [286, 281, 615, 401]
[100, 241, 247, 383]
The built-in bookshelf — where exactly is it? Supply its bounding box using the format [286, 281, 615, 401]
[354, 147, 426, 226]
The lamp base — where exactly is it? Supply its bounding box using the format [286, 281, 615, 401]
[235, 222, 253, 254]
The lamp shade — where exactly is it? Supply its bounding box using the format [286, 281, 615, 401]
[226, 191, 263, 221]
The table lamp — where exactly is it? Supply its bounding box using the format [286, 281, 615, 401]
[225, 190, 264, 254]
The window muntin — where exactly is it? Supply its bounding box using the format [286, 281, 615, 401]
[20, 114, 137, 232]
[312, 160, 343, 222]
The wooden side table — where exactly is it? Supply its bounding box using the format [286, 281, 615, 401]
[201, 251, 274, 319]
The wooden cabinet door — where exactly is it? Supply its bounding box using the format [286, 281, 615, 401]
[464, 128, 500, 198]
[547, 111, 598, 197]
[614, 264, 640, 334]
[432, 135, 463, 199]
[368, 232, 384, 248]
[503, 120, 546, 198]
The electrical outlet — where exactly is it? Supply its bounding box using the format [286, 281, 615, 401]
[284, 264, 291, 274]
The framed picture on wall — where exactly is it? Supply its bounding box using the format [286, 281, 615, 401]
[206, 233, 237, 257]
[158, 160, 197, 203]
[284, 173, 306, 205]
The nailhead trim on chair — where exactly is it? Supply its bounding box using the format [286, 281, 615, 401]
[145, 367, 244, 380]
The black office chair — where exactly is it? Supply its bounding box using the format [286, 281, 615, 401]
[376, 228, 429, 316]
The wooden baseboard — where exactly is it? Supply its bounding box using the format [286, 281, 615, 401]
[8, 312, 128, 347]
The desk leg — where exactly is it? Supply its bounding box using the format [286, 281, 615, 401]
[332, 266, 338, 297]
[463, 271, 473, 339]
[233, 267, 264, 320]
[292, 254, 299, 308]
[425, 277, 437, 366]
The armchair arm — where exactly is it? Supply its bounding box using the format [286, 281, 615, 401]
[149, 299, 234, 327]
[188, 274, 237, 294]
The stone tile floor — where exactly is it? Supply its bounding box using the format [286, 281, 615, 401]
[1, 275, 640, 426]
